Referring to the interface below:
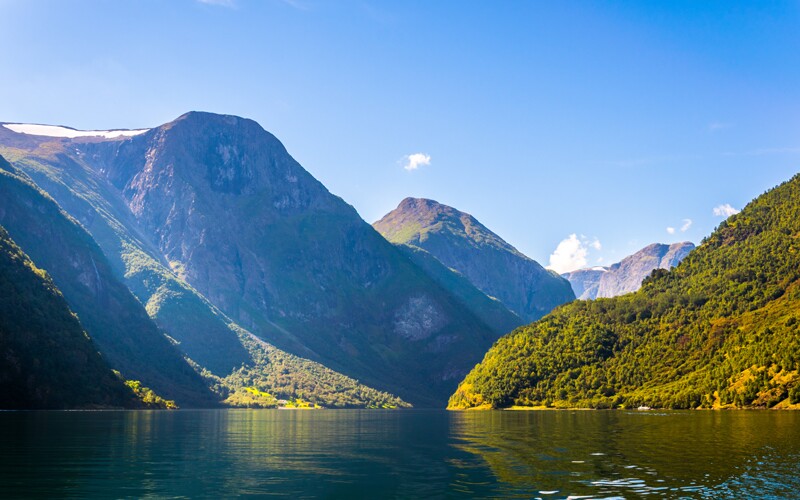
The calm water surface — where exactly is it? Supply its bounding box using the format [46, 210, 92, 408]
[0, 409, 798, 498]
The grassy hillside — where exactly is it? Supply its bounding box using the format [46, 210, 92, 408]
[450, 174, 800, 410]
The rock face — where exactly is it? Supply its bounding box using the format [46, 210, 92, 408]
[562, 267, 608, 300]
[374, 198, 575, 323]
[563, 242, 695, 300]
[0, 112, 500, 406]
[393, 244, 523, 336]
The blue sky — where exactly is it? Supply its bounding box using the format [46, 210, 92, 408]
[1, 1, 799, 271]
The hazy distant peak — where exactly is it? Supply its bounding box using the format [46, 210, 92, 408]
[563, 241, 695, 300]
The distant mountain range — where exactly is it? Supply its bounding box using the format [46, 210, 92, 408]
[563, 242, 695, 300]
[374, 197, 574, 324]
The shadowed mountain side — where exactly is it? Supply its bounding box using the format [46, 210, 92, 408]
[0, 223, 137, 409]
[394, 244, 523, 336]
[0, 166, 216, 407]
[0, 134, 410, 409]
[75, 112, 501, 405]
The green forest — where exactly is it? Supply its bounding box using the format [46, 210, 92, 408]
[201, 326, 410, 409]
[450, 174, 800, 410]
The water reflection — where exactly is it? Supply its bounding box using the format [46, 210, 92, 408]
[0, 409, 798, 498]
[450, 410, 800, 498]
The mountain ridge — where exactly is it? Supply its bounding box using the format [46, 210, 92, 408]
[0, 162, 219, 407]
[374, 197, 575, 323]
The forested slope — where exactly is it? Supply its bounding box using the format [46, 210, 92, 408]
[450, 174, 800, 410]
[0, 225, 136, 409]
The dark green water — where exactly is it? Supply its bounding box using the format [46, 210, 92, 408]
[0, 409, 798, 498]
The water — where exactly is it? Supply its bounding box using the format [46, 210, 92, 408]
[0, 409, 798, 498]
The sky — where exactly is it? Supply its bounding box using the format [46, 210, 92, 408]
[1, 0, 799, 272]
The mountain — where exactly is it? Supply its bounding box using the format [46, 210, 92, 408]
[1, 139, 398, 409]
[0, 223, 138, 409]
[373, 197, 575, 323]
[449, 174, 800, 410]
[0, 113, 501, 406]
[563, 242, 695, 300]
[0, 160, 218, 407]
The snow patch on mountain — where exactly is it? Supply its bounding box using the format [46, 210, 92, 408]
[3, 123, 149, 139]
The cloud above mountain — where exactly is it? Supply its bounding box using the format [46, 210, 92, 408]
[403, 153, 431, 171]
[548, 234, 601, 274]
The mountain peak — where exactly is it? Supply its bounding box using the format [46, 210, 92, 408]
[157, 111, 271, 143]
[375, 199, 575, 322]
[170, 111, 253, 128]
[377, 198, 513, 253]
[398, 196, 444, 209]
[394, 197, 465, 222]
[101, 110, 333, 201]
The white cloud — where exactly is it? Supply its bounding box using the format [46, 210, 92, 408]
[666, 227, 676, 234]
[548, 234, 601, 274]
[403, 153, 431, 171]
[713, 203, 740, 218]
[681, 219, 693, 232]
